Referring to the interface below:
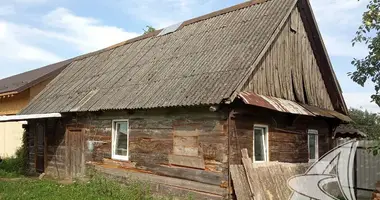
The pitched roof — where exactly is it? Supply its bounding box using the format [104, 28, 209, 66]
[21, 0, 298, 114]
[0, 60, 71, 95]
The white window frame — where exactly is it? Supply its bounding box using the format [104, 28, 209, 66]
[253, 124, 269, 163]
[112, 119, 130, 161]
[308, 129, 319, 163]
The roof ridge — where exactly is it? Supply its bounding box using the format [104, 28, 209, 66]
[69, 0, 272, 63]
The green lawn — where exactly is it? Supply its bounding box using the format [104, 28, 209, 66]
[0, 176, 163, 200]
[0, 154, 171, 200]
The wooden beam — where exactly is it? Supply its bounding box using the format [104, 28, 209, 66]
[0, 91, 18, 98]
[230, 165, 253, 200]
[138, 164, 224, 186]
[168, 154, 205, 169]
[93, 164, 227, 196]
[241, 149, 265, 200]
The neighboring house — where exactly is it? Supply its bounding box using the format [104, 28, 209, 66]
[5, 0, 351, 198]
[0, 60, 70, 157]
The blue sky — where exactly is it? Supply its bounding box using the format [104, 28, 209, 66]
[0, 0, 378, 112]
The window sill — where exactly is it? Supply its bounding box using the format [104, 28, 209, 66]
[112, 156, 129, 162]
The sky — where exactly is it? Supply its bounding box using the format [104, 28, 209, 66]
[0, 0, 378, 113]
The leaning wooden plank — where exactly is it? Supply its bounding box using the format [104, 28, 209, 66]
[92, 164, 226, 196]
[168, 154, 205, 169]
[230, 165, 253, 200]
[241, 149, 264, 200]
[138, 164, 223, 186]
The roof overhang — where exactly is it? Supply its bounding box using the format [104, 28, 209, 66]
[238, 92, 351, 122]
[0, 113, 62, 122]
[0, 91, 18, 98]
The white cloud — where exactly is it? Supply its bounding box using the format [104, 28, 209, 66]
[310, 0, 367, 27]
[0, 5, 15, 16]
[120, 0, 217, 28]
[310, 0, 369, 58]
[42, 8, 140, 53]
[0, 7, 141, 79]
[0, 7, 140, 67]
[0, 21, 62, 63]
[344, 93, 380, 113]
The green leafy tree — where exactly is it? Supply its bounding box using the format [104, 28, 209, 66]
[351, 0, 380, 106]
[349, 108, 380, 155]
[349, 108, 380, 140]
[143, 26, 156, 34]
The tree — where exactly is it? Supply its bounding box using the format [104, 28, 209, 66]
[351, 0, 380, 106]
[349, 108, 380, 139]
[143, 26, 156, 34]
[349, 108, 380, 155]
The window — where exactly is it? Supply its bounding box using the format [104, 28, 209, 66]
[308, 129, 319, 162]
[253, 125, 269, 162]
[112, 120, 129, 161]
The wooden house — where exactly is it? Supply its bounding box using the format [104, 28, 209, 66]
[0, 61, 69, 157]
[11, 0, 351, 198]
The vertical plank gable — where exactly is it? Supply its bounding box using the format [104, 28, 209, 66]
[243, 7, 334, 111]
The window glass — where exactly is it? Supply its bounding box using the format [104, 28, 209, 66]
[254, 127, 267, 162]
[308, 134, 316, 160]
[308, 130, 318, 162]
[113, 121, 129, 159]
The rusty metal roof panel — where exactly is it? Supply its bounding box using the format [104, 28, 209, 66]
[239, 92, 352, 121]
[239, 92, 314, 116]
[20, 0, 297, 114]
[301, 104, 352, 122]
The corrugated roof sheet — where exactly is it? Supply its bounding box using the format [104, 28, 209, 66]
[21, 0, 297, 114]
[239, 92, 314, 116]
[238, 92, 351, 121]
[0, 60, 71, 95]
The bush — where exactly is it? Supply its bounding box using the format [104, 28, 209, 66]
[0, 155, 24, 177]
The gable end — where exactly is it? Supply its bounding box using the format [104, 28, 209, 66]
[241, 0, 347, 114]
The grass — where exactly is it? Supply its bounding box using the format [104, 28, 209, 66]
[0, 156, 170, 199]
[0, 150, 175, 200]
[0, 176, 167, 200]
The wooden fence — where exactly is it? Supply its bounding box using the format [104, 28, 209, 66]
[354, 140, 380, 199]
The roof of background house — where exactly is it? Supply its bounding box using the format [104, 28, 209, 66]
[20, 0, 343, 115]
[334, 124, 367, 138]
[0, 60, 72, 95]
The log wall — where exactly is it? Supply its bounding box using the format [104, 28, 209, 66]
[25, 106, 336, 197]
[229, 106, 333, 164]
[27, 107, 229, 186]
[243, 7, 334, 111]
